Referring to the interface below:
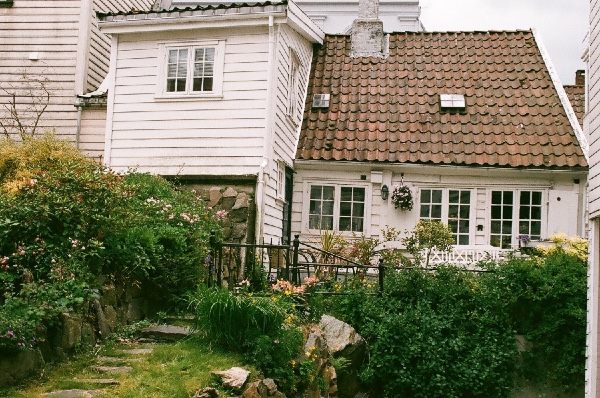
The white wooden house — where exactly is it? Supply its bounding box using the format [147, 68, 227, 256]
[0, 0, 153, 158]
[292, 6, 588, 259]
[97, 0, 324, 244]
[586, 0, 600, 395]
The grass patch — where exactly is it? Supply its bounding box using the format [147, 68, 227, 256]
[0, 337, 253, 398]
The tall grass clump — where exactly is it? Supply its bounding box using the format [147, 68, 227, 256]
[0, 135, 221, 351]
[188, 286, 311, 394]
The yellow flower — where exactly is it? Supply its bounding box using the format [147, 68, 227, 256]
[305, 351, 311, 357]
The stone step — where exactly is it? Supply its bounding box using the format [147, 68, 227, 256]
[96, 356, 140, 364]
[92, 365, 133, 374]
[41, 389, 103, 397]
[119, 348, 153, 355]
[139, 325, 194, 342]
[71, 378, 120, 386]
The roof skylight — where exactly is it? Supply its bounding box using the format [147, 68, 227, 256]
[440, 94, 466, 109]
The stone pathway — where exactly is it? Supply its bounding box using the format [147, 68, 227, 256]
[39, 324, 194, 398]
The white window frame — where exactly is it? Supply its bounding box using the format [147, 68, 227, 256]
[286, 49, 301, 122]
[156, 40, 225, 100]
[488, 189, 546, 249]
[303, 182, 370, 235]
[440, 94, 466, 109]
[418, 187, 475, 246]
[276, 161, 285, 201]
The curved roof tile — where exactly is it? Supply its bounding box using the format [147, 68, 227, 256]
[297, 31, 586, 169]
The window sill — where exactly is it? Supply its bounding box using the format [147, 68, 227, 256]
[154, 93, 223, 102]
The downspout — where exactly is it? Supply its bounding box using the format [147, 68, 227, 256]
[255, 15, 276, 243]
[75, 99, 82, 149]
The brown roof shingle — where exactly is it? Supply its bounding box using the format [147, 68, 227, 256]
[297, 31, 588, 169]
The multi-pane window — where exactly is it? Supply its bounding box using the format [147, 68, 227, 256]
[448, 190, 471, 245]
[519, 191, 542, 239]
[309, 185, 334, 230]
[490, 191, 514, 249]
[308, 185, 366, 232]
[420, 189, 471, 245]
[339, 187, 365, 232]
[490, 190, 543, 248]
[164, 44, 220, 94]
[287, 50, 301, 120]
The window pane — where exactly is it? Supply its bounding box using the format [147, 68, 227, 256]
[309, 185, 335, 230]
[431, 205, 442, 219]
[339, 187, 365, 232]
[432, 189, 443, 203]
[449, 190, 459, 203]
[458, 235, 469, 245]
[491, 205, 501, 219]
[421, 189, 431, 203]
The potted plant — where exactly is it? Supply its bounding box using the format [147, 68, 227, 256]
[391, 184, 413, 211]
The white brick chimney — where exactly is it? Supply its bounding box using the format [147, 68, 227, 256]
[350, 0, 386, 57]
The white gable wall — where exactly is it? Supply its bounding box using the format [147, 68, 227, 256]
[105, 26, 271, 175]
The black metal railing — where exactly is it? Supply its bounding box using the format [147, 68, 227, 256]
[208, 232, 386, 292]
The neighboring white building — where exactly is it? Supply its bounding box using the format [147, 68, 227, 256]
[167, 0, 423, 34]
[586, 0, 600, 396]
[97, 0, 324, 244]
[293, 27, 588, 254]
[0, 0, 153, 158]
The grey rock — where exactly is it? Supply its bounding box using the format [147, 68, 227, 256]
[212, 366, 250, 390]
[192, 386, 219, 398]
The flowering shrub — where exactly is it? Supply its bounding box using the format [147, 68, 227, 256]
[391, 184, 413, 211]
[0, 136, 221, 350]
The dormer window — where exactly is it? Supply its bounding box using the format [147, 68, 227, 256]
[440, 94, 466, 111]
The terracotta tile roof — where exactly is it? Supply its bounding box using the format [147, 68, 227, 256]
[297, 31, 588, 169]
[564, 84, 585, 129]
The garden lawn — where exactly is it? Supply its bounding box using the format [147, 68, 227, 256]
[0, 336, 253, 398]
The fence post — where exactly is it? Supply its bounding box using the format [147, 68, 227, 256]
[378, 258, 385, 293]
[292, 234, 300, 283]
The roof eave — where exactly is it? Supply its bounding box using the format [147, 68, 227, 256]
[98, 7, 288, 35]
[532, 28, 589, 162]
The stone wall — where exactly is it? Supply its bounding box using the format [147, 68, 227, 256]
[179, 178, 256, 244]
[0, 282, 153, 388]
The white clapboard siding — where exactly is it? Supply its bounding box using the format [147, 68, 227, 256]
[0, 0, 151, 145]
[590, 0, 600, 218]
[79, 107, 107, 159]
[0, 1, 82, 139]
[261, 24, 314, 242]
[108, 28, 271, 175]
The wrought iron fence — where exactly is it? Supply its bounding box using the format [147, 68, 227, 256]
[207, 232, 499, 292]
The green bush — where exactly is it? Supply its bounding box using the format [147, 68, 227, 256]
[487, 251, 587, 391]
[0, 136, 221, 350]
[323, 248, 587, 396]
[331, 268, 515, 398]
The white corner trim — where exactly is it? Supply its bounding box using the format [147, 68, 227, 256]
[74, 0, 93, 95]
[532, 28, 589, 162]
[103, 36, 118, 167]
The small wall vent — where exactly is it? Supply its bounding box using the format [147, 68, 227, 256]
[312, 94, 330, 108]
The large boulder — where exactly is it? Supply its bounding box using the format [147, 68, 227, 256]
[319, 315, 367, 398]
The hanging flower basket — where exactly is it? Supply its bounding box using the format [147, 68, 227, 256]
[391, 184, 413, 211]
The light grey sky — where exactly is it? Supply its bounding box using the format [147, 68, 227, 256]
[419, 0, 588, 85]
